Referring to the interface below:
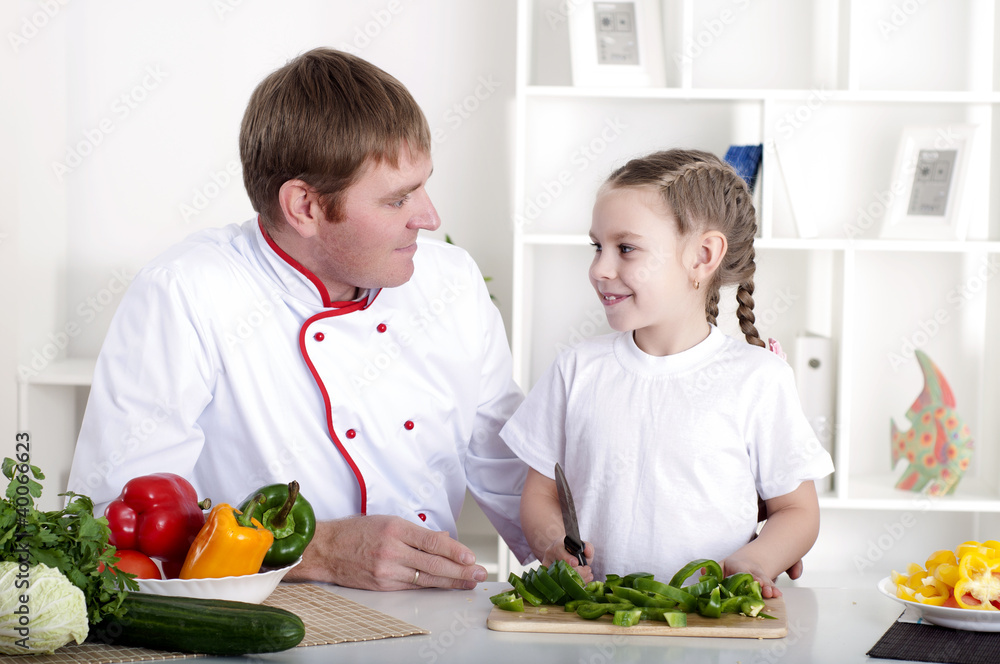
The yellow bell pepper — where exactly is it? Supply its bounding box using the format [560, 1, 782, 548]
[179, 494, 274, 579]
[954, 552, 1000, 610]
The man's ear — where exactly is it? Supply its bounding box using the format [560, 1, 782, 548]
[689, 230, 727, 284]
[277, 180, 324, 239]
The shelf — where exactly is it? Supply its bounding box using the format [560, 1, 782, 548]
[514, 0, 1000, 579]
[526, 86, 1000, 104]
[822, 475, 1000, 512]
[19, 357, 97, 386]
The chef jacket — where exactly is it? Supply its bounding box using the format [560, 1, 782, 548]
[66, 218, 532, 562]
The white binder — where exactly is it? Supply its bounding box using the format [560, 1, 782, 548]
[794, 334, 836, 493]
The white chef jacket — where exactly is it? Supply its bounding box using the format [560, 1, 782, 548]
[67, 218, 532, 563]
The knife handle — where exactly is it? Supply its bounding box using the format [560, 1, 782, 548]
[564, 536, 588, 567]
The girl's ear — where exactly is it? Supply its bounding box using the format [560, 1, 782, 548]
[689, 230, 727, 284]
[278, 179, 324, 239]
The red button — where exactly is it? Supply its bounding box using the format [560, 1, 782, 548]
[313, 332, 325, 341]
[404, 420, 415, 431]
[418, 513, 427, 522]
[377, 323, 387, 333]
[345, 429, 357, 439]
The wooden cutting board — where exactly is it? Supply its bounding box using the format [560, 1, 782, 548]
[487, 597, 787, 639]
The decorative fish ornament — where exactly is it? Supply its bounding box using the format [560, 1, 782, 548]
[890, 350, 973, 497]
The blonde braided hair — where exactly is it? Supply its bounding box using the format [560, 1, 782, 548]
[604, 149, 764, 348]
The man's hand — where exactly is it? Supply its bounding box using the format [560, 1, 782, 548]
[284, 514, 488, 590]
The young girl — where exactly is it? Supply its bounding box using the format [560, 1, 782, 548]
[501, 149, 834, 598]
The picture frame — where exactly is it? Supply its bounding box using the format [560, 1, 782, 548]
[880, 124, 979, 241]
[568, 0, 665, 88]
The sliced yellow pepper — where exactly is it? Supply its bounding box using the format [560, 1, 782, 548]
[926, 549, 957, 569]
[914, 575, 951, 606]
[957, 541, 987, 559]
[954, 552, 1000, 610]
[933, 563, 960, 588]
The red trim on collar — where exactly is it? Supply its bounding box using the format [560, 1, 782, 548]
[299, 309, 368, 514]
[259, 218, 367, 309]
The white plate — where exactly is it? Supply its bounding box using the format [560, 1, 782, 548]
[877, 576, 1000, 632]
[136, 559, 301, 604]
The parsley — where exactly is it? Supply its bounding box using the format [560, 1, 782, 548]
[1, 458, 137, 625]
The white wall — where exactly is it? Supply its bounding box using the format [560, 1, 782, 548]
[11, 0, 517, 359]
[2, 0, 517, 532]
[4, 1, 517, 470]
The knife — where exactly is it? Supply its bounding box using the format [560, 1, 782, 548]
[554, 462, 587, 567]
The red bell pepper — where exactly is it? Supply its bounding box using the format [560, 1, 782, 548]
[105, 473, 211, 578]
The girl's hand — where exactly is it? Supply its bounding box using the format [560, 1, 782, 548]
[541, 540, 596, 584]
[720, 555, 782, 599]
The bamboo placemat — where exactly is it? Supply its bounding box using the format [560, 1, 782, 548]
[0, 584, 428, 664]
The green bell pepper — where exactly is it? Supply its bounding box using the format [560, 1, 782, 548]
[239, 480, 316, 567]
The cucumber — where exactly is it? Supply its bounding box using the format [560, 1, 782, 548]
[91, 593, 305, 656]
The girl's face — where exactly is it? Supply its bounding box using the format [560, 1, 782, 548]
[588, 186, 708, 355]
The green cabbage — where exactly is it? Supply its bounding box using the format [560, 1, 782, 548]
[0, 562, 89, 654]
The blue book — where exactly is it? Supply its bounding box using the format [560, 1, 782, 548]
[724, 144, 763, 193]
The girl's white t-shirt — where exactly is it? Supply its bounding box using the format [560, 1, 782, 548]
[500, 326, 834, 580]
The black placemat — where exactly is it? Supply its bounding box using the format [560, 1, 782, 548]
[868, 614, 1000, 664]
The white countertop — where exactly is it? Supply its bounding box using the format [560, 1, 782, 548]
[182, 582, 916, 664]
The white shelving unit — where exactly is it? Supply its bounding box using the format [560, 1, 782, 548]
[507, 0, 1000, 583]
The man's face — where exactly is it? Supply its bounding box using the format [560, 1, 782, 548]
[310, 143, 440, 298]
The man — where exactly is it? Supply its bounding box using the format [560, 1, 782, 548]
[67, 48, 531, 590]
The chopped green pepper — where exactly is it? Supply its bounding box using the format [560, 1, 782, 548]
[622, 572, 654, 588]
[612, 609, 642, 627]
[669, 559, 723, 588]
[610, 586, 674, 608]
[557, 564, 592, 601]
[698, 586, 723, 619]
[740, 598, 766, 617]
[721, 573, 754, 597]
[507, 573, 543, 607]
[684, 575, 720, 598]
[530, 568, 564, 604]
[497, 597, 524, 612]
[639, 607, 687, 626]
[520, 571, 545, 600]
[489, 590, 518, 605]
[576, 602, 613, 620]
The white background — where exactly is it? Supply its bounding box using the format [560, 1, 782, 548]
[0, 0, 518, 474]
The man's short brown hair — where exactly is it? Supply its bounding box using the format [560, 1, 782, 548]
[239, 48, 431, 232]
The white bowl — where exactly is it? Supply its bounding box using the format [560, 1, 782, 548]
[877, 576, 1000, 632]
[135, 559, 301, 604]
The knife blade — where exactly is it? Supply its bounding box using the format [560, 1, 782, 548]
[554, 462, 587, 567]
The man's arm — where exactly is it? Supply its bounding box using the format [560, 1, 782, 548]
[285, 515, 487, 590]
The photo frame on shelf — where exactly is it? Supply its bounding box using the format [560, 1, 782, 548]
[568, 0, 666, 87]
[880, 124, 979, 241]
